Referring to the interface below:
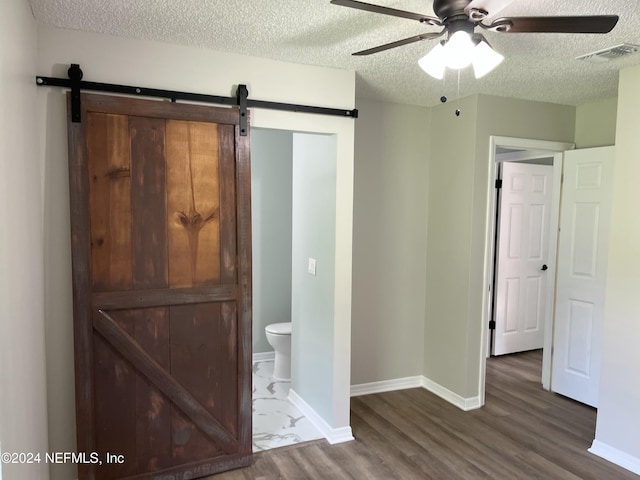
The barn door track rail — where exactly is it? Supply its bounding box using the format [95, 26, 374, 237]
[36, 64, 358, 135]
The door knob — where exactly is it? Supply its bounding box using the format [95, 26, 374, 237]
[541, 264, 548, 271]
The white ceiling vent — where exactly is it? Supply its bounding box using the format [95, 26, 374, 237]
[576, 43, 640, 63]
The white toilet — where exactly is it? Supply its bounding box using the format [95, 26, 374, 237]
[265, 322, 292, 381]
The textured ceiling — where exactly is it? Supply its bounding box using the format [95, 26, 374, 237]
[29, 0, 640, 107]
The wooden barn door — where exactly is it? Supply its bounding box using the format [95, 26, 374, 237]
[67, 93, 252, 480]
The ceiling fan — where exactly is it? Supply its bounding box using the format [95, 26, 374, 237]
[331, 0, 619, 78]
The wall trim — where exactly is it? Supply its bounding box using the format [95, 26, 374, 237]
[589, 439, 640, 475]
[421, 376, 482, 411]
[350, 375, 481, 411]
[252, 351, 275, 363]
[350, 376, 423, 397]
[289, 389, 354, 445]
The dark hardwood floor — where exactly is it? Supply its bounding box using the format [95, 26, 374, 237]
[213, 350, 637, 479]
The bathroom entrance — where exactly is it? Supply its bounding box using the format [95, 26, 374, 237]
[250, 128, 339, 451]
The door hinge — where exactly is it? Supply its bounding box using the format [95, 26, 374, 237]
[489, 320, 496, 330]
[495, 178, 502, 189]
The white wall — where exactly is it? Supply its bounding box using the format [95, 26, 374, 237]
[291, 132, 337, 423]
[0, 0, 50, 478]
[591, 64, 640, 474]
[37, 25, 355, 479]
[351, 99, 430, 385]
[250, 129, 293, 354]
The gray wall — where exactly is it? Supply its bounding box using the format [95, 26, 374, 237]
[351, 95, 579, 397]
[351, 99, 430, 385]
[291, 132, 337, 423]
[423, 95, 479, 395]
[250, 129, 293, 354]
[0, 0, 50, 478]
[424, 94, 577, 399]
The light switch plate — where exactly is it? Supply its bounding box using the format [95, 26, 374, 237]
[308, 257, 317, 276]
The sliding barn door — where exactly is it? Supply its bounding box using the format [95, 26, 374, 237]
[67, 93, 252, 480]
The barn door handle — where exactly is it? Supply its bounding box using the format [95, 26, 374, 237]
[541, 264, 548, 271]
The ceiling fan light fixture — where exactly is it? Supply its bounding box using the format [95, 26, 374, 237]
[419, 32, 504, 79]
[472, 38, 504, 78]
[418, 41, 446, 79]
[443, 30, 475, 69]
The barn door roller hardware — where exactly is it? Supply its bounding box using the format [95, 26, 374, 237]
[36, 64, 358, 135]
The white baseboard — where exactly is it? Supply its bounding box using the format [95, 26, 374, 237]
[421, 376, 481, 411]
[252, 351, 275, 363]
[288, 389, 354, 445]
[350, 376, 423, 397]
[589, 439, 640, 475]
[350, 375, 481, 412]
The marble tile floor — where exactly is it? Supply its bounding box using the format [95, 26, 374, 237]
[252, 359, 323, 452]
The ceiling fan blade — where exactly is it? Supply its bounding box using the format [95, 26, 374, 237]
[330, 0, 440, 24]
[465, 0, 514, 17]
[496, 15, 619, 34]
[352, 31, 444, 56]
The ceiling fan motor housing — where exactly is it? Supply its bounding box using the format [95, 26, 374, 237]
[446, 16, 476, 37]
[434, 0, 479, 38]
[433, 0, 473, 20]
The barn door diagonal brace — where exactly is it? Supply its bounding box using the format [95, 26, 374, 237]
[36, 64, 358, 134]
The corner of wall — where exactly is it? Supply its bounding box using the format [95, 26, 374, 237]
[593, 64, 640, 473]
[574, 97, 617, 149]
[351, 99, 431, 386]
[423, 94, 479, 396]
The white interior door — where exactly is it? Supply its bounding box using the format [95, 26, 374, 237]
[493, 161, 554, 355]
[551, 146, 615, 408]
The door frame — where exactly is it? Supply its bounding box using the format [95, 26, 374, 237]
[479, 136, 574, 404]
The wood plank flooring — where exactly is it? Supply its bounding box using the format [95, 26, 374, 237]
[213, 350, 637, 479]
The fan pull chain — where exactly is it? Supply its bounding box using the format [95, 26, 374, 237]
[438, 70, 461, 117]
[455, 69, 461, 117]
[439, 71, 450, 108]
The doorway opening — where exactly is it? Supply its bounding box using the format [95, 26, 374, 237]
[250, 127, 337, 451]
[479, 137, 574, 404]
[490, 150, 555, 357]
